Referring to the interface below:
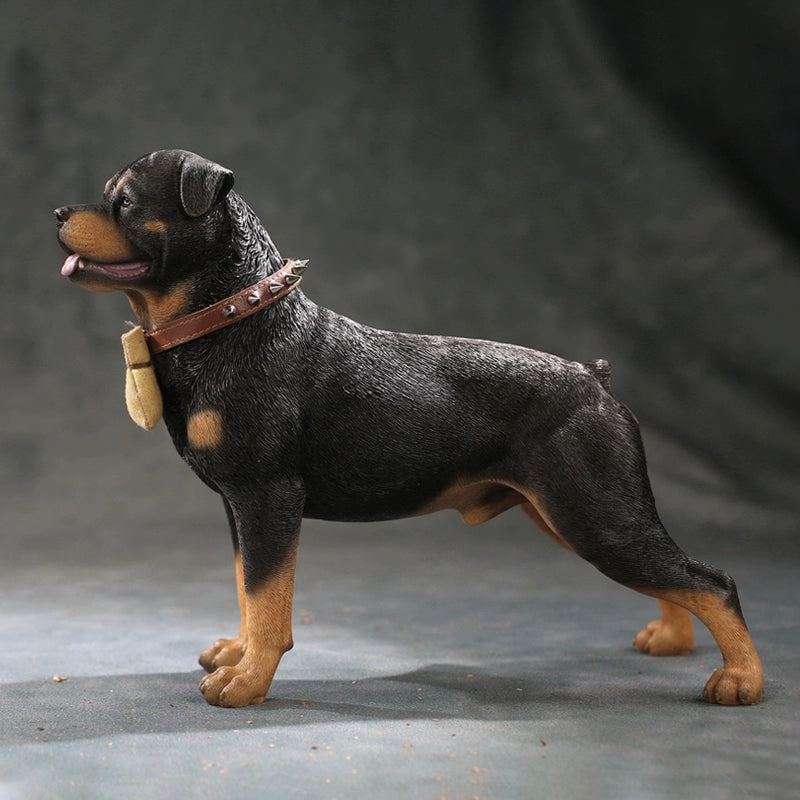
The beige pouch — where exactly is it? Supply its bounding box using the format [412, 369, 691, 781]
[121, 326, 163, 430]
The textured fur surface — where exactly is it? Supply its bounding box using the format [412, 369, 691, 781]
[55, 150, 764, 707]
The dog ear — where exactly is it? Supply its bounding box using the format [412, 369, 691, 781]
[179, 153, 235, 217]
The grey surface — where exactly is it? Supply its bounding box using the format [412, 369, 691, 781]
[2, 0, 799, 505]
[1, 0, 799, 798]
[1, 515, 799, 800]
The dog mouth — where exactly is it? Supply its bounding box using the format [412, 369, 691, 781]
[61, 252, 151, 281]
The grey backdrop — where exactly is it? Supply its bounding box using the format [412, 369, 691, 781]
[1, 1, 799, 797]
[2, 0, 797, 552]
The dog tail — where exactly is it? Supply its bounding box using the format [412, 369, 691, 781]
[584, 358, 612, 391]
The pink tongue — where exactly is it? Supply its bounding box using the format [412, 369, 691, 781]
[60, 255, 150, 278]
[61, 253, 80, 276]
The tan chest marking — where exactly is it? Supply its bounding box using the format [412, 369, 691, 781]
[187, 409, 224, 450]
[146, 281, 192, 326]
[126, 280, 192, 328]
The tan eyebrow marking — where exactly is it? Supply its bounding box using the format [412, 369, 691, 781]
[114, 175, 131, 196]
[143, 220, 167, 234]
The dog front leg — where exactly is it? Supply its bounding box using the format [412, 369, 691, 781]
[199, 499, 248, 671]
[199, 552, 248, 671]
[199, 495, 301, 707]
[633, 598, 694, 656]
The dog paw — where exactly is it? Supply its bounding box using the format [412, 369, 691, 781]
[199, 636, 247, 672]
[702, 667, 764, 705]
[199, 665, 271, 707]
[633, 619, 693, 657]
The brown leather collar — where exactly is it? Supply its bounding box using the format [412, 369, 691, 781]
[144, 259, 307, 355]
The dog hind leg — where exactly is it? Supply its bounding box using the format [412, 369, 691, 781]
[640, 584, 764, 705]
[549, 501, 763, 704]
[521, 403, 763, 704]
[520, 500, 574, 552]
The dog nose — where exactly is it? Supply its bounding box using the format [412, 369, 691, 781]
[54, 207, 70, 226]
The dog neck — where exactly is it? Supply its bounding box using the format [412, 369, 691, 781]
[228, 192, 285, 281]
[142, 259, 307, 355]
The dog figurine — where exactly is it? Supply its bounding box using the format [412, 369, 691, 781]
[55, 149, 764, 707]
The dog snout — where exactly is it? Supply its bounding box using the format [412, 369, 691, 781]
[54, 207, 71, 227]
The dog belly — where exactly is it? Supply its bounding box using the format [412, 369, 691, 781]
[293, 327, 600, 523]
[297, 412, 518, 523]
[300, 471, 460, 522]
[298, 429, 526, 524]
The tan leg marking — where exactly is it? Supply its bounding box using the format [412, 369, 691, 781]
[633, 598, 694, 656]
[199, 541, 299, 707]
[199, 552, 248, 672]
[417, 480, 524, 525]
[419, 480, 574, 550]
[641, 589, 764, 705]
[519, 500, 575, 552]
[58, 209, 139, 263]
[505, 481, 575, 552]
[187, 409, 224, 451]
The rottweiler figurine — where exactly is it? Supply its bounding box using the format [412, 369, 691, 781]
[55, 149, 764, 707]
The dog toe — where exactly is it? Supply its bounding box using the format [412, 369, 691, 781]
[633, 619, 693, 657]
[703, 667, 764, 705]
[199, 636, 247, 672]
[199, 665, 269, 707]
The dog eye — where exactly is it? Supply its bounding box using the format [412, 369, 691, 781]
[119, 194, 132, 208]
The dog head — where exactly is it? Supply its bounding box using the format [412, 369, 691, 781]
[55, 150, 235, 322]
